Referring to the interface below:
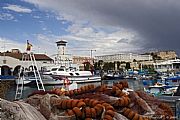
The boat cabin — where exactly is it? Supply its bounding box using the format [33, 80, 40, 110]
[43, 66, 93, 77]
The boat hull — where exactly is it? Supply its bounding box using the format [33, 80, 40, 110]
[102, 75, 124, 80]
[52, 75, 101, 84]
[15, 77, 65, 85]
[15, 75, 101, 85]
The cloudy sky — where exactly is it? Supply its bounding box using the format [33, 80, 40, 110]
[0, 0, 180, 57]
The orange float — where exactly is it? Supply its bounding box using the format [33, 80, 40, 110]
[72, 107, 82, 117]
[105, 110, 115, 118]
[85, 107, 91, 118]
[67, 109, 75, 116]
[103, 114, 113, 120]
[66, 100, 72, 108]
[94, 104, 103, 116]
[71, 100, 79, 108]
[90, 108, 96, 118]
[77, 101, 86, 108]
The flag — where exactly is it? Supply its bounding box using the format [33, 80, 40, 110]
[26, 40, 33, 51]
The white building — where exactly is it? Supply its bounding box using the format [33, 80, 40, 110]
[95, 53, 152, 63]
[0, 50, 53, 76]
[154, 59, 180, 72]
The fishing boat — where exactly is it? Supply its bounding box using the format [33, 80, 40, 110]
[145, 81, 178, 96]
[165, 75, 180, 87]
[103, 72, 124, 80]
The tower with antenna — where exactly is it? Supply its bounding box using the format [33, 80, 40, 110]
[55, 40, 72, 67]
[56, 40, 67, 55]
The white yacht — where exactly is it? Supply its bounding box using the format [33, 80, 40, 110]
[43, 66, 101, 83]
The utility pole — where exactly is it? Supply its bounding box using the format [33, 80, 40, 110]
[90, 49, 96, 64]
[3, 40, 6, 64]
[38, 46, 40, 53]
[69, 49, 96, 64]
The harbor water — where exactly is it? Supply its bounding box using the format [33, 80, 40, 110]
[4, 79, 144, 101]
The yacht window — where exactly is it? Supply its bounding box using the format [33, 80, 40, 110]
[51, 68, 58, 71]
[58, 68, 64, 71]
[75, 73, 80, 75]
[69, 73, 73, 76]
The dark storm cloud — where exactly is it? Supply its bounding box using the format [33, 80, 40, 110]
[25, 0, 180, 54]
[68, 0, 180, 53]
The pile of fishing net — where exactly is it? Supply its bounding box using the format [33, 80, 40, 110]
[0, 98, 46, 120]
[25, 80, 174, 120]
[0, 80, 174, 120]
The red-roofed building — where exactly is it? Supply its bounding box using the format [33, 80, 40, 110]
[0, 49, 54, 76]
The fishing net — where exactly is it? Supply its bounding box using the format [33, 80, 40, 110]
[0, 98, 46, 120]
[25, 93, 76, 120]
[1, 80, 175, 120]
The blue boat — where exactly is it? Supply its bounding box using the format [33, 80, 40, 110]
[0, 75, 15, 80]
[165, 75, 180, 88]
[143, 75, 180, 96]
[143, 81, 178, 96]
[103, 73, 124, 80]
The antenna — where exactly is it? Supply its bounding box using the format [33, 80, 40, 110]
[3, 39, 6, 64]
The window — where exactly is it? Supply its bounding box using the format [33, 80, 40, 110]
[75, 73, 80, 75]
[58, 68, 64, 71]
[51, 68, 58, 71]
[69, 73, 73, 76]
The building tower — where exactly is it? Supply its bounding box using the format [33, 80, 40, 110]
[55, 40, 70, 66]
[56, 40, 67, 55]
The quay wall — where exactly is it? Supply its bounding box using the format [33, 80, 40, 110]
[0, 80, 15, 99]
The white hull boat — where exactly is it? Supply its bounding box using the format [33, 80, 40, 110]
[15, 75, 64, 85]
[43, 66, 101, 84]
[15, 74, 101, 85]
[52, 75, 101, 83]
